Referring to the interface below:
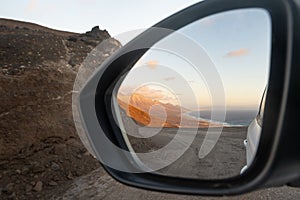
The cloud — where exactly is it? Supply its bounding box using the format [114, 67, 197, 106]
[225, 48, 249, 57]
[146, 60, 158, 69]
[135, 86, 178, 105]
[187, 80, 201, 85]
[136, 86, 166, 99]
[164, 77, 176, 81]
[25, 0, 38, 13]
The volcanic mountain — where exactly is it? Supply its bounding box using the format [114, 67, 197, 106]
[117, 92, 212, 128]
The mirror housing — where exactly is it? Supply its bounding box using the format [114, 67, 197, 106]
[76, 0, 300, 195]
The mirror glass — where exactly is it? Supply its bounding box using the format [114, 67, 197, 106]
[112, 8, 271, 179]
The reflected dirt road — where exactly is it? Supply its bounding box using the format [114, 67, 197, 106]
[120, 106, 247, 179]
[128, 127, 247, 179]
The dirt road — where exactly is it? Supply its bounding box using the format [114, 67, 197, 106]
[48, 166, 300, 200]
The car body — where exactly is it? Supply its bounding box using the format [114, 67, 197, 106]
[241, 89, 266, 174]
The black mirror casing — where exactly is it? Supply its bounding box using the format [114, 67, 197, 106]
[78, 0, 300, 195]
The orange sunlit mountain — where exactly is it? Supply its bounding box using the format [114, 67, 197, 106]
[117, 87, 214, 128]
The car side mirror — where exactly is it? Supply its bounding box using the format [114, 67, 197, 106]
[73, 0, 300, 195]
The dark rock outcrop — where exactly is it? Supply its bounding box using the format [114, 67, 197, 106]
[68, 26, 110, 46]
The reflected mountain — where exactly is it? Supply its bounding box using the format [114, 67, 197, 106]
[117, 91, 221, 128]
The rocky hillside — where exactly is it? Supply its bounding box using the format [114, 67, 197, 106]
[0, 18, 121, 199]
[117, 91, 214, 128]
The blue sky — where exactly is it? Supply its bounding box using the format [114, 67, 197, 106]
[1, 0, 200, 36]
[1, 1, 271, 110]
[179, 8, 271, 109]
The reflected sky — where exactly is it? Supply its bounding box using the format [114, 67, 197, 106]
[119, 9, 271, 111]
[179, 8, 271, 109]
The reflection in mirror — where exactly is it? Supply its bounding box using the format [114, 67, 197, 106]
[112, 8, 271, 179]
